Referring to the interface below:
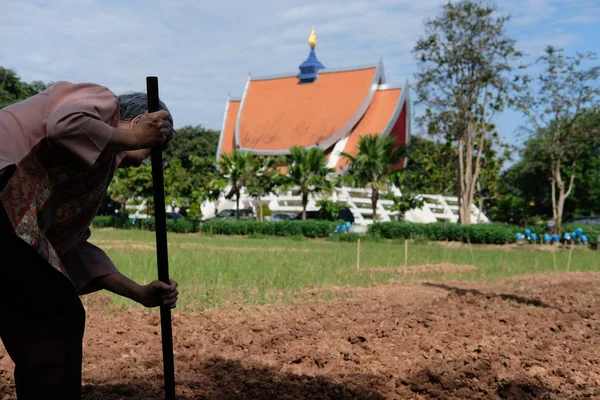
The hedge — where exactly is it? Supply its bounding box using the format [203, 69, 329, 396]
[368, 222, 599, 245]
[92, 216, 599, 245]
[92, 216, 197, 233]
[200, 219, 339, 238]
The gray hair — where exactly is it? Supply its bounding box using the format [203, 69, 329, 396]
[117, 92, 175, 146]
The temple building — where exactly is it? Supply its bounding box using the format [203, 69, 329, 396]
[206, 29, 488, 225]
[215, 28, 410, 174]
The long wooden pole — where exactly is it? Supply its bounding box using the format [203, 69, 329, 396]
[147, 76, 176, 400]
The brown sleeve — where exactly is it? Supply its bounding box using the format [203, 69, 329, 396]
[60, 229, 119, 294]
[45, 85, 118, 167]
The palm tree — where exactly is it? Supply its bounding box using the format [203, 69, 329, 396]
[286, 146, 334, 220]
[246, 156, 286, 221]
[340, 134, 404, 221]
[219, 150, 256, 219]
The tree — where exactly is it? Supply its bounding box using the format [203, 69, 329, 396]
[286, 146, 334, 220]
[1, 67, 52, 109]
[246, 156, 286, 221]
[413, 0, 522, 224]
[497, 113, 600, 224]
[108, 163, 153, 215]
[340, 134, 403, 221]
[219, 150, 256, 218]
[394, 136, 457, 195]
[383, 190, 424, 221]
[164, 125, 220, 169]
[473, 133, 511, 222]
[516, 47, 600, 228]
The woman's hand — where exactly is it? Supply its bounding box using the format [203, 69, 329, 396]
[130, 111, 173, 149]
[94, 273, 179, 309]
[109, 110, 172, 151]
[137, 279, 179, 308]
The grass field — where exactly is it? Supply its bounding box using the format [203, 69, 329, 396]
[87, 228, 600, 311]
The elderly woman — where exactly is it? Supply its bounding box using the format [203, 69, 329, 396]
[0, 81, 179, 399]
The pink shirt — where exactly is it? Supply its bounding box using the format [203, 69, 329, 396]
[0, 81, 123, 292]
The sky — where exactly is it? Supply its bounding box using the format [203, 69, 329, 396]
[2, 0, 599, 149]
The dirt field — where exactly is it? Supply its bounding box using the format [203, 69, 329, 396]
[1, 273, 600, 399]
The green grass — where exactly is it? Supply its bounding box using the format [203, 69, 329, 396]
[86, 229, 600, 311]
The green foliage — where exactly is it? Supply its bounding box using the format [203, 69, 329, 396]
[200, 220, 337, 238]
[340, 134, 404, 221]
[0, 67, 52, 108]
[164, 125, 220, 169]
[368, 222, 521, 244]
[92, 216, 134, 230]
[219, 150, 257, 218]
[395, 137, 457, 195]
[413, 0, 522, 225]
[498, 111, 600, 223]
[286, 146, 334, 219]
[92, 216, 197, 233]
[383, 191, 424, 220]
[515, 46, 600, 226]
[316, 199, 342, 221]
[92, 216, 116, 229]
[246, 156, 287, 220]
[108, 162, 153, 213]
[260, 205, 272, 218]
[368, 221, 599, 245]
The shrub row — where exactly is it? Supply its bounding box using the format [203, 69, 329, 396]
[92, 216, 598, 245]
[368, 222, 521, 244]
[92, 216, 198, 233]
[200, 219, 339, 238]
[368, 222, 599, 245]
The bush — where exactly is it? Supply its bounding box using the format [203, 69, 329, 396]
[368, 222, 520, 244]
[92, 216, 132, 229]
[200, 219, 337, 238]
[92, 216, 113, 228]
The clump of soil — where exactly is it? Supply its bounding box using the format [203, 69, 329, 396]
[1, 272, 599, 399]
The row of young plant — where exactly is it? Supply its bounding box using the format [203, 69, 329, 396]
[92, 216, 598, 245]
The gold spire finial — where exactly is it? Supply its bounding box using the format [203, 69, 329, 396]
[308, 27, 317, 48]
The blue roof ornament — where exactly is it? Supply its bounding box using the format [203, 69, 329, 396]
[299, 27, 325, 84]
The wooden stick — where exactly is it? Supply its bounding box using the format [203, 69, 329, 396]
[404, 239, 408, 267]
[147, 76, 176, 400]
[553, 250, 557, 273]
[356, 239, 361, 271]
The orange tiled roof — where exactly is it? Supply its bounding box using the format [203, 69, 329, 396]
[237, 66, 378, 152]
[217, 99, 240, 158]
[216, 60, 411, 172]
[334, 88, 402, 170]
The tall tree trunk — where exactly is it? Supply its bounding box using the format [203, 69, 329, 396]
[236, 192, 240, 219]
[457, 136, 469, 224]
[552, 159, 577, 232]
[302, 191, 308, 220]
[371, 183, 378, 222]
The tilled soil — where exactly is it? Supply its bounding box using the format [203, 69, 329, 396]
[1, 272, 600, 399]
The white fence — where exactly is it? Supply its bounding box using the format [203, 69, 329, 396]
[199, 185, 489, 225]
